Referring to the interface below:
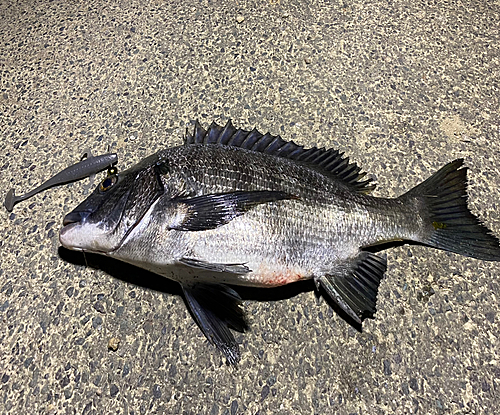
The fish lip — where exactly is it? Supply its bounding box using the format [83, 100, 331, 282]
[59, 221, 82, 249]
[59, 221, 79, 237]
[62, 210, 91, 226]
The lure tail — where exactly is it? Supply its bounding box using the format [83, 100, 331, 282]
[401, 159, 500, 261]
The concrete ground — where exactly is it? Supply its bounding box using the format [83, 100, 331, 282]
[1, 0, 499, 413]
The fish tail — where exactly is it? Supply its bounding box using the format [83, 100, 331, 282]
[401, 158, 500, 261]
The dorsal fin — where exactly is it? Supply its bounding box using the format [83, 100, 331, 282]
[185, 120, 375, 194]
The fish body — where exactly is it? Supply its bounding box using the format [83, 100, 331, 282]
[107, 144, 412, 286]
[59, 121, 500, 364]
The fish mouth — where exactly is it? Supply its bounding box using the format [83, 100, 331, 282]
[59, 209, 111, 254]
[59, 210, 92, 247]
[60, 221, 78, 236]
[62, 210, 91, 227]
[59, 222, 81, 249]
[59, 222, 110, 255]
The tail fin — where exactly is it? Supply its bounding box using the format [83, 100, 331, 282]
[401, 159, 500, 261]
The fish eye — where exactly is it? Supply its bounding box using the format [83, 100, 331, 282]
[156, 160, 170, 175]
[99, 175, 117, 192]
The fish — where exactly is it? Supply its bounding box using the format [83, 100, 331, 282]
[59, 120, 500, 364]
[4, 149, 118, 212]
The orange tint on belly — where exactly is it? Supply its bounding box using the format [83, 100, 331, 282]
[255, 263, 309, 287]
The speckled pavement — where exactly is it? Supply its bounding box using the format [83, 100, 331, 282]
[1, 0, 500, 414]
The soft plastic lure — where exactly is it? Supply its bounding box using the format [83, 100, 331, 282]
[4, 149, 117, 212]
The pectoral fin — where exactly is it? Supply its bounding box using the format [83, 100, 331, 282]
[316, 252, 387, 325]
[179, 257, 251, 274]
[181, 283, 248, 365]
[171, 190, 296, 231]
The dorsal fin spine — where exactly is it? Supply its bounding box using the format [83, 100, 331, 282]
[185, 120, 376, 194]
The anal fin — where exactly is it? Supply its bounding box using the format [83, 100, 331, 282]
[181, 283, 248, 365]
[316, 252, 387, 325]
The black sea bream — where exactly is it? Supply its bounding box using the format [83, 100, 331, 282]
[59, 121, 500, 364]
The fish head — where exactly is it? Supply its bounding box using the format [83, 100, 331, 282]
[59, 155, 167, 254]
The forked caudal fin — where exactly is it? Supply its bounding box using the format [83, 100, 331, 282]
[401, 158, 500, 261]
